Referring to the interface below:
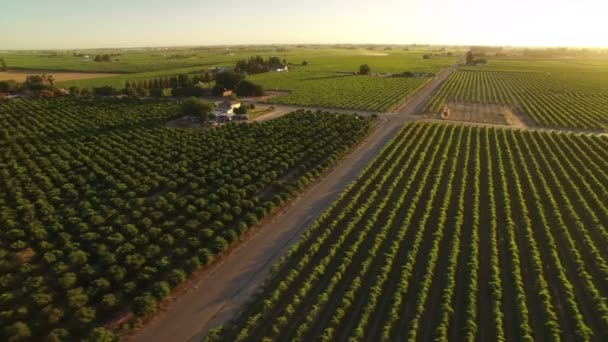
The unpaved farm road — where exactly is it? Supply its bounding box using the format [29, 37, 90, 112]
[129, 61, 460, 342]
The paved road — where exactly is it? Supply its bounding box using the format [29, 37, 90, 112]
[129, 61, 460, 342]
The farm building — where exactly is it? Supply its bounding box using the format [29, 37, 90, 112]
[216, 113, 234, 123]
[213, 99, 242, 116]
[272, 65, 289, 72]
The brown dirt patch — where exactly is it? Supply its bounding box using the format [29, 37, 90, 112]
[12, 248, 36, 264]
[438, 102, 528, 128]
[0, 70, 120, 82]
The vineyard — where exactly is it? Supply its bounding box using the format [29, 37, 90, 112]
[51, 48, 455, 92]
[423, 69, 608, 131]
[0, 98, 373, 341]
[254, 71, 428, 111]
[207, 123, 608, 341]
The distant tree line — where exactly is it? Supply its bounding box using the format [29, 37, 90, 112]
[93, 53, 120, 62]
[0, 58, 6, 71]
[0, 74, 60, 97]
[86, 71, 264, 98]
[465, 51, 487, 65]
[0, 69, 264, 99]
[235, 56, 287, 74]
[390, 71, 435, 78]
[521, 47, 607, 58]
[126, 71, 215, 92]
[423, 52, 453, 59]
[212, 71, 264, 97]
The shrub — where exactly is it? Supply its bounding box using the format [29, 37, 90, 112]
[132, 294, 157, 316]
[359, 64, 371, 75]
[92, 86, 116, 96]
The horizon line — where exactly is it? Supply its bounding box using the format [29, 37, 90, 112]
[2, 43, 607, 52]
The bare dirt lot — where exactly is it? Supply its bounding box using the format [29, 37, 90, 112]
[437, 102, 528, 128]
[0, 70, 120, 82]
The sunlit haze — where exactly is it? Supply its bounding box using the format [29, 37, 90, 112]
[1, 0, 606, 49]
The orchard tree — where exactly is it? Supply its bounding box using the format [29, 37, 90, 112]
[46, 329, 69, 342]
[4, 321, 31, 341]
[133, 293, 157, 316]
[215, 71, 245, 90]
[180, 98, 215, 123]
[84, 328, 116, 342]
[235, 80, 264, 96]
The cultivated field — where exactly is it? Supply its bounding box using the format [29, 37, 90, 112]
[436, 102, 526, 127]
[257, 72, 428, 111]
[424, 58, 608, 130]
[0, 70, 119, 82]
[1, 49, 241, 73]
[207, 123, 608, 341]
[0, 98, 372, 341]
[47, 48, 458, 112]
[251, 52, 455, 111]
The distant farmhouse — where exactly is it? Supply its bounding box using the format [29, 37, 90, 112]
[213, 98, 242, 122]
[272, 65, 289, 72]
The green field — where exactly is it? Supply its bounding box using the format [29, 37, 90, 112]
[425, 57, 608, 130]
[2, 47, 459, 113]
[3, 47, 458, 74]
[1, 49, 240, 73]
[208, 122, 608, 341]
[0, 97, 373, 341]
[255, 71, 428, 111]
[250, 51, 455, 111]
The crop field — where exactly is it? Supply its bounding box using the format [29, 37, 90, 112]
[51, 48, 455, 112]
[0, 98, 373, 340]
[424, 58, 608, 130]
[0, 71, 120, 83]
[1, 50, 241, 73]
[249, 52, 454, 111]
[254, 71, 428, 111]
[207, 123, 608, 341]
[3, 47, 457, 74]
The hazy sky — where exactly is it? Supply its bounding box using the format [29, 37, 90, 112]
[1, 0, 606, 49]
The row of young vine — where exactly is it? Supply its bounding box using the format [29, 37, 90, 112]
[423, 70, 608, 130]
[263, 76, 428, 112]
[207, 122, 608, 341]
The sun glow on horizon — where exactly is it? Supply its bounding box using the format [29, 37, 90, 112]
[0, 0, 606, 49]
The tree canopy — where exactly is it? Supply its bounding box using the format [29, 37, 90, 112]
[180, 98, 215, 122]
[236, 80, 264, 97]
[466, 51, 474, 65]
[359, 64, 371, 75]
[235, 56, 287, 74]
[215, 71, 246, 90]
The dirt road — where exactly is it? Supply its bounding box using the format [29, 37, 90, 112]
[0, 70, 119, 82]
[129, 61, 460, 342]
